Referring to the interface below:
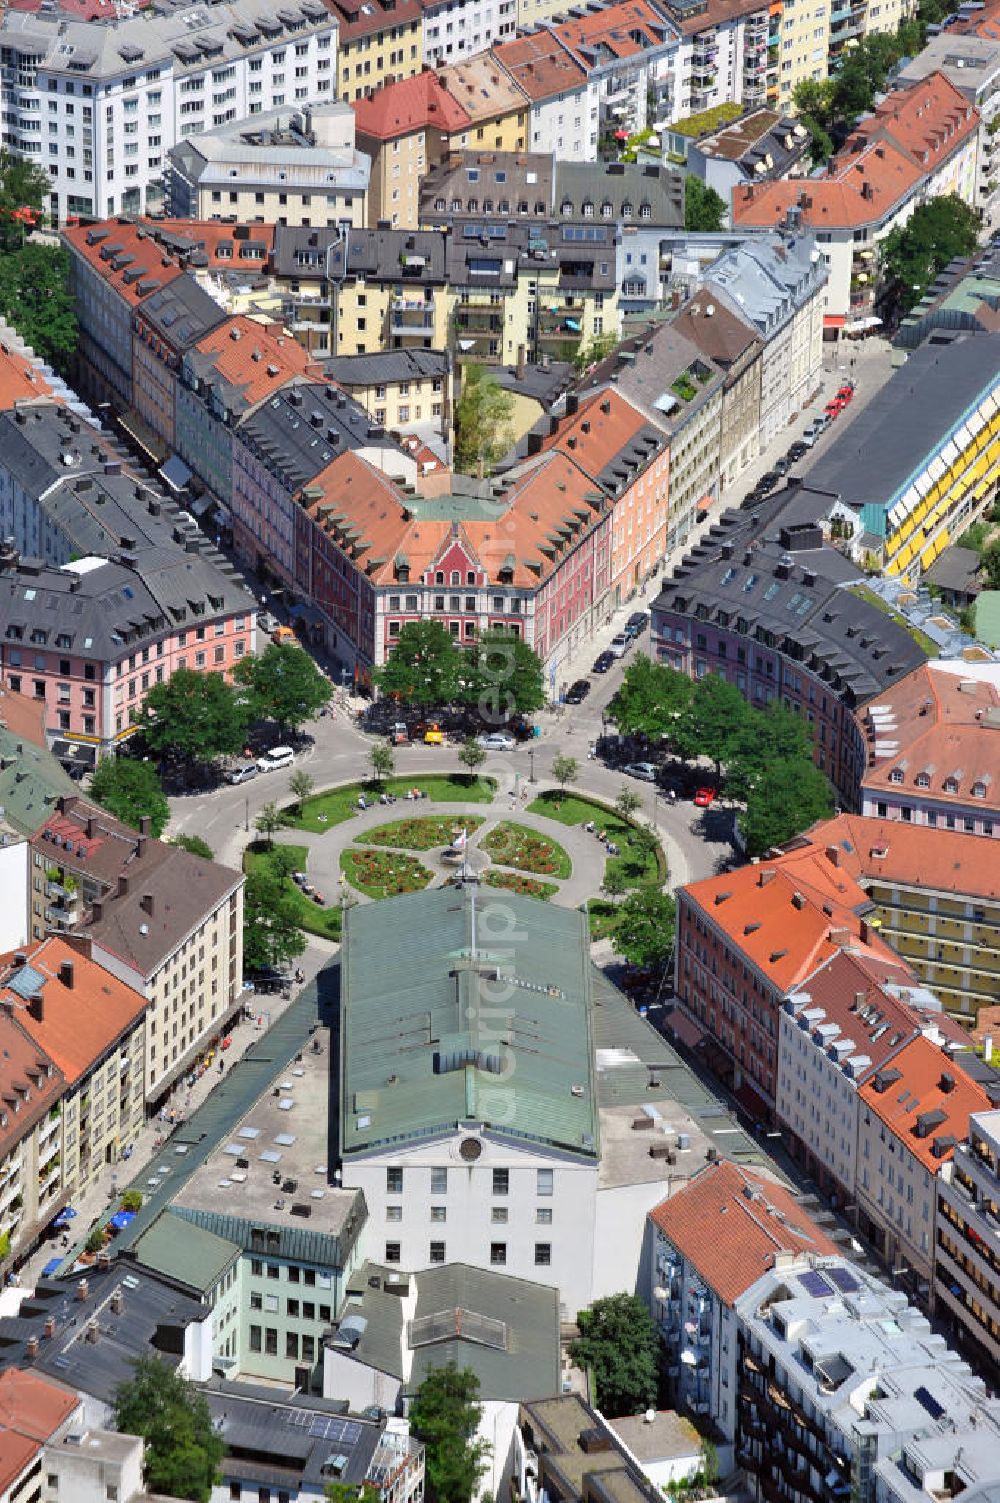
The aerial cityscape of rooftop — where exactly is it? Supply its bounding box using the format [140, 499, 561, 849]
[0, 0, 999, 1497]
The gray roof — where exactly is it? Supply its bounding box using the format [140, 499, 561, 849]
[0, 723, 75, 836]
[322, 349, 451, 387]
[895, 32, 1000, 102]
[170, 102, 371, 190]
[274, 226, 449, 285]
[807, 334, 1000, 520]
[0, 0, 336, 81]
[690, 110, 811, 181]
[924, 544, 983, 596]
[236, 381, 406, 493]
[340, 886, 600, 1160]
[555, 161, 684, 229]
[130, 1208, 240, 1295]
[420, 151, 555, 226]
[173, 1205, 364, 1275]
[704, 232, 827, 339]
[582, 320, 726, 436]
[137, 273, 229, 352]
[206, 1386, 390, 1493]
[331, 1261, 561, 1401]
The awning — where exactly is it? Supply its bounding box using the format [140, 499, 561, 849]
[52, 1206, 77, 1229]
[844, 315, 882, 334]
[288, 601, 325, 628]
[185, 491, 215, 518]
[41, 1258, 63, 1278]
[109, 1210, 136, 1232]
[159, 454, 193, 493]
[823, 314, 846, 329]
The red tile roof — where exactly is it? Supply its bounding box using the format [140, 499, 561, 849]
[62, 221, 186, 308]
[353, 69, 472, 141]
[192, 317, 323, 407]
[137, 219, 275, 272]
[799, 812, 1000, 902]
[859, 1035, 989, 1171]
[549, 0, 673, 65]
[0, 689, 51, 750]
[0, 1011, 64, 1165]
[0, 344, 53, 410]
[3, 938, 146, 1088]
[540, 387, 661, 481]
[649, 1159, 840, 1304]
[848, 71, 979, 168]
[789, 948, 922, 1080]
[436, 55, 529, 126]
[493, 34, 588, 102]
[0, 1370, 79, 1494]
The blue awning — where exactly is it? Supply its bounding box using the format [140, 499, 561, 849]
[158, 454, 193, 492]
[52, 1206, 77, 1229]
[108, 1210, 136, 1232]
[41, 1258, 63, 1278]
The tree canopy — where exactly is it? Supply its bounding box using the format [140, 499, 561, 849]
[0, 148, 51, 222]
[466, 628, 544, 716]
[614, 888, 676, 970]
[90, 758, 170, 838]
[377, 620, 463, 706]
[569, 1294, 660, 1417]
[880, 195, 981, 314]
[140, 668, 250, 765]
[234, 642, 331, 731]
[243, 864, 306, 973]
[740, 757, 834, 857]
[0, 244, 77, 374]
[725, 700, 812, 803]
[612, 655, 693, 740]
[684, 175, 727, 233]
[672, 672, 752, 774]
[454, 364, 515, 478]
[170, 833, 214, 860]
[114, 1356, 224, 1503]
[409, 1363, 490, 1503]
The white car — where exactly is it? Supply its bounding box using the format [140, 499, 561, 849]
[257, 745, 295, 772]
[477, 732, 516, 752]
[623, 762, 658, 782]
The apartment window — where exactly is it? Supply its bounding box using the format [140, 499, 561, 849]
[534, 1243, 551, 1266]
[429, 1241, 446, 1263]
[387, 1166, 403, 1193]
[430, 1166, 447, 1194]
[491, 1207, 508, 1223]
[249, 1325, 262, 1352]
[385, 1242, 401, 1263]
[536, 1207, 553, 1224]
[536, 1168, 553, 1196]
[286, 1331, 299, 1359]
[492, 1168, 509, 1196]
[386, 1204, 402, 1222]
[267, 1263, 279, 1279]
[490, 1242, 507, 1266]
[430, 1206, 446, 1222]
[265, 1328, 278, 1355]
[250, 1292, 262, 1310]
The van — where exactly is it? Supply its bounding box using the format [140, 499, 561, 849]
[226, 761, 258, 785]
[271, 624, 296, 645]
[257, 745, 295, 772]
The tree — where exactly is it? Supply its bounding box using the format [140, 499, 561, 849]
[254, 801, 283, 848]
[170, 834, 214, 861]
[457, 737, 487, 779]
[673, 672, 751, 776]
[551, 753, 579, 796]
[880, 195, 980, 314]
[792, 78, 836, 163]
[114, 1355, 224, 1503]
[288, 768, 315, 811]
[980, 539, 1000, 590]
[611, 655, 692, 740]
[454, 364, 515, 478]
[369, 742, 395, 786]
[573, 332, 618, 371]
[409, 1363, 490, 1503]
[234, 642, 331, 732]
[140, 668, 250, 765]
[326, 1486, 381, 1503]
[684, 175, 727, 233]
[569, 1294, 659, 1417]
[615, 786, 642, 822]
[726, 700, 812, 803]
[601, 867, 629, 905]
[465, 629, 545, 716]
[243, 865, 305, 973]
[0, 244, 77, 374]
[614, 889, 676, 969]
[741, 757, 834, 857]
[377, 620, 462, 707]
[0, 148, 51, 226]
[90, 758, 170, 837]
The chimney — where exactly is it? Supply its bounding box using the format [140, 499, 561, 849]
[12, 951, 26, 968]
[86, 816, 95, 839]
[825, 844, 839, 867]
[25, 1335, 39, 1358]
[43, 1316, 56, 1338]
[85, 1319, 98, 1343]
[76, 1278, 89, 1301]
[111, 1287, 124, 1315]
[136, 836, 146, 859]
[516, 344, 527, 381]
[59, 959, 74, 990]
[140, 893, 154, 917]
[139, 815, 151, 838]
[854, 991, 866, 1010]
[29, 992, 44, 1024]
[940, 1072, 955, 1093]
[117, 874, 128, 898]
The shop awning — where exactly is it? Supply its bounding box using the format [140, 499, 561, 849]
[109, 1210, 136, 1232]
[52, 1206, 77, 1230]
[823, 314, 846, 329]
[159, 454, 193, 493]
[41, 1258, 63, 1278]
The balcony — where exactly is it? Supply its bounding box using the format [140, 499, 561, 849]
[455, 306, 504, 335]
[389, 301, 436, 337]
[537, 311, 584, 345]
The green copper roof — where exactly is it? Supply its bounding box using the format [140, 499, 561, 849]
[130, 1208, 239, 1295]
[340, 887, 599, 1160]
[0, 727, 75, 836]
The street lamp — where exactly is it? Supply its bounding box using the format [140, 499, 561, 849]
[529, 747, 536, 783]
[245, 797, 250, 833]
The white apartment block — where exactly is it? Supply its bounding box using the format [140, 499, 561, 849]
[422, 0, 517, 67]
[0, 0, 339, 224]
[936, 1109, 1000, 1373]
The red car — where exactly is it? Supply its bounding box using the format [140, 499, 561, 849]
[836, 383, 855, 404]
[825, 399, 844, 420]
[694, 787, 717, 808]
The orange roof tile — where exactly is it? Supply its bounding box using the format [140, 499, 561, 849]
[493, 34, 588, 102]
[0, 1370, 79, 1494]
[800, 812, 1000, 902]
[550, 0, 672, 65]
[849, 71, 979, 169]
[62, 221, 186, 308]
[649, 1159, 840, 1304]
[860, 662, 1000, 809]
[0, 344, 53, 410]
[0, 689, 50, 750]
[540, 387, 661, 481]
[1, 938, 146, 1087]
[192, 317, 323, 407]
[137, 218, 275, 272]
[436, 55, 529, 127]
[467, 451, 604, 588]
[954, 0, 1000, 36]
[859, 1035, 989, 1170]
[0, 1011, 64, 1163]
[789, 948, 922, 1077]
[353, 69, 472, 141]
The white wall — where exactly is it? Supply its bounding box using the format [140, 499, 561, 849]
[593, 1180, 670, 1301]
[0, 840, 27, 952]
[323, 1345, 404, 1410]
[42, 1429, 144, 1503]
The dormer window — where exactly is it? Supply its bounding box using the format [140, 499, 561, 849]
[582, 200, 594, 217]
[973, 780, 988, 798]
[622, 200, 633, 219]
[601, 200, 613, 217]
[561, 200, 572, 217]
[889, 768, 904, 785]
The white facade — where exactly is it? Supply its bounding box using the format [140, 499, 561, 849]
[935, 1110, 1000, 1371]
[649, 1225, 742, 1440]
[526, 82, 594, 160]
[857, 1097, 938, 1288]
[422, 0, 516, 66]
[776, 997, 866, 1202]
[342, 1130, 599, 1319]
[0, 0, 339, 224]
[672, 8, 769, 124]
[42, 1425, 145, 1503]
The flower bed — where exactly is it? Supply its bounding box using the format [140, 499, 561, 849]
[481, 822, 571, 878]
[483, 870, 557, 900]
[359, 815, 484, 851]
[341, 848, 433, 899]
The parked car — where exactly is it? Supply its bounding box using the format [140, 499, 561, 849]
[477, 731, 516, 751]
[625, 611, 648, 638]
[836, 382, 855, 405]
[565, 679, 591, 704]
[773, 455, 792, 476]
[226, 761, 258, 785]
[257, 745, 295, 772]
[825, 398, 845, 420]
[693, 786, 717, 807]
[257, 612, 278, 635]
[593, 651, 615, 674]
[388, 722, 410, 745]
[609, 633, 631, 658]
[787, 441, 808, 462]
[271, 624, 296, 645]
[624, 761, 658, 782]
[802, 414, 829, 446]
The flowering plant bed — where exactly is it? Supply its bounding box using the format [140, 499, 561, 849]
[481, 822, 571, 878]
[341, 848, 433, 898]
[359, 815, 484, 850]
[483, 870, 558, 900]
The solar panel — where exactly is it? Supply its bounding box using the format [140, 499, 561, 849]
[7, 964, 45, 1000]
[309, 1415, 362, 1445]
[828, 1267, 860, 1294]
[799, 1270, 834, 1298]
[914, 1385, 945, 1421]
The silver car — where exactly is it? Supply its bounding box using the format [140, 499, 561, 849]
[477, 732, 516, 752]
[623, 762, 658, 782]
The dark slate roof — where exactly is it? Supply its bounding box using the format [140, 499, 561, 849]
[420, 151, 555, 226]
[235, 382, 405, 493]
[206, 1385, 386, 1493]
[554, 160, 684, 228]
[272, 225, 449, 284]
[924, 544, 982, 595]
[806, 333, 1000, 512]
[322, 349, 451, 386]
[136, 271, 229, 351]
[172, 1204, 364, 1274]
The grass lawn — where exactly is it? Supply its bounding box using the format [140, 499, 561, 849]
[527, 791, 665, 888]
[359, 814, 484, 850]
[849, 584, 939, 658]
[341, 847, 433, 899]
[482, 821, 571, 879]
[483, 870, 558, 900]
[286, 775, 495, 832]
[243, 842, 342, 941]
[586, 898, 624, 940]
